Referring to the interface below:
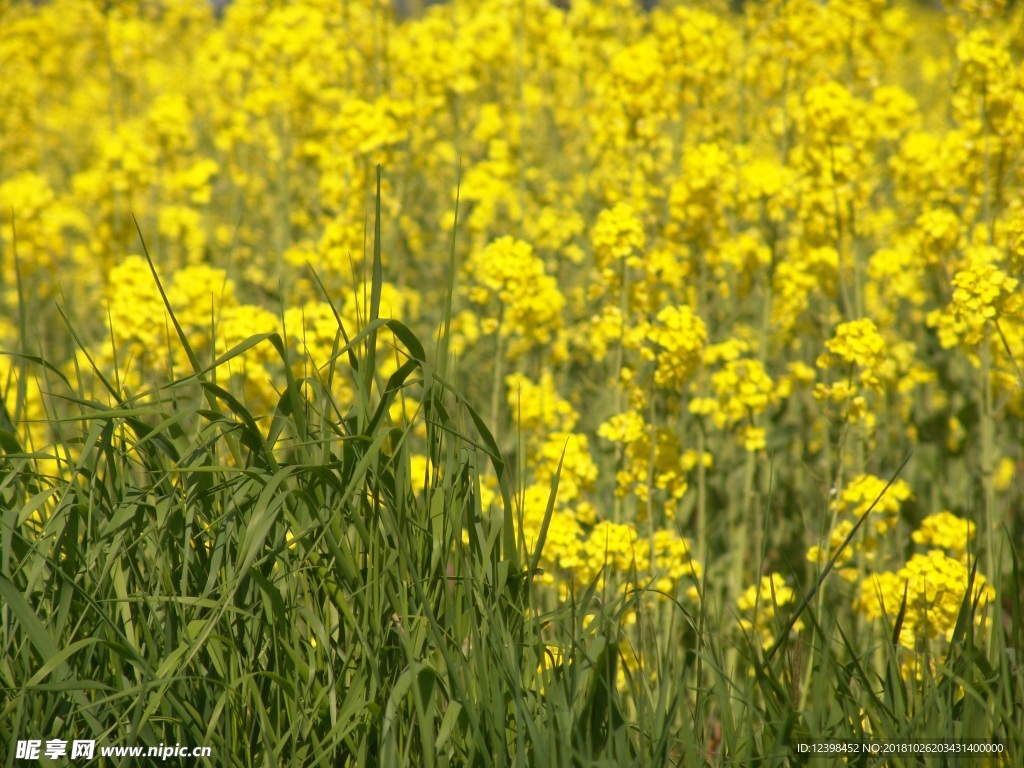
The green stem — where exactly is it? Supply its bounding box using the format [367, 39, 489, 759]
[612, 256, 631, 525]
[697, 421, 707, 562]
[490, 307, 505, 441]
[980, 324, 996, 581]
[648, 379, 657, 576]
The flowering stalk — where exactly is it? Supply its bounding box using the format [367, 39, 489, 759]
[980, 323, 997, 581]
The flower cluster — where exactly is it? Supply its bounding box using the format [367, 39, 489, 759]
[807, 474, 914, 581]
[691, 344, 777, 452]
[464, 236, 566, 361]
[597, 410, 710, 522]
[591, 203, 646, 271]
[645, 305, 707, 391]
[737, 573, 805, 650]
[856, 548, 995, 678]
[927, 246, 1022, 350]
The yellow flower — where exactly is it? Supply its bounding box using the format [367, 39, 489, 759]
[737, 573, 804, 649]
[647, 305, 707, 390]
[591, 202, 646, 269]
[856, 550, 995, 651]
[464, 237, 566, 359]
[927, 246, 1021, 350]
[994, 458, 1017, 492]
[911, 511, 976, 558]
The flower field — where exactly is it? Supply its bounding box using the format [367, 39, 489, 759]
[1, 0, 1022, 764]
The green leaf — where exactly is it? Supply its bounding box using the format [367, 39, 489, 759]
[0, 574, 61, 661]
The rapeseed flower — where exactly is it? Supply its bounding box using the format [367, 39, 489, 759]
[737, 573, 805, 650]
[912, 511, 976, 558]
[856, 550, 995, 649]
[465, 236, 566, 361]
[646, 305, 707, 390]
